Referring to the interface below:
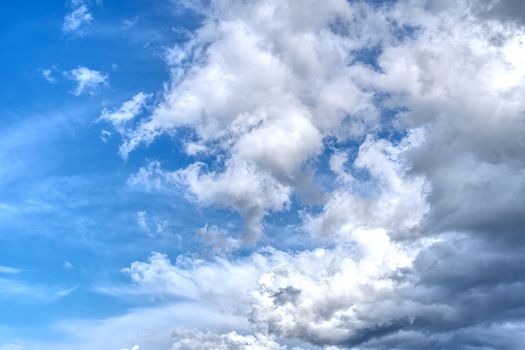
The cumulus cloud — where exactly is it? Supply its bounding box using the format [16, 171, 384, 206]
[96, 0, 525, 348]
[359, 0, 525, 239]
[117, 0, 389, 242]
[306, 131, 430, 239]
[119, 229, 525, 349]
[120, 226, 416, 345]
[62, 0, 93, 34]
[65, 67, 108, 96]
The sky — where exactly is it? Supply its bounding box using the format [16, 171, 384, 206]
[1, 0, 525, 349]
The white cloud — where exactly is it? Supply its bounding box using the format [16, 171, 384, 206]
[127, 161, 169, 192]
[99, 92, 150, 128]
[100, 129, 112, 142]
[62, 0, 93, 33]
[0, 277, 75, 301]
[65, 67, 108, 96]
[92, 0, 525, 348]
[114, 0, 386, 242]
[117, 228, 525, 348]
[113, 0, 525, 244]
[41, 68, 57, 83]
[115, 226, 419, 344]
[43, 302, 250, 350]
[306, 131, 430, 239]
[176, 160, 292, 244]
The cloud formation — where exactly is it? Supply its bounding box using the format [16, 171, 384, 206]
[95, 0, 525, 348]
[62, 0, 93, 34]
[171, 330, 284, 350]
[65, 66, 108, 96]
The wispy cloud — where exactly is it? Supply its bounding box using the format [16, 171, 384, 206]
[40, 68, 57, 83]
[0, 277, 75, 302]
[65, 66, 108, 96]
[41, 302, 247, 350]
[62, 0, 92, 34]
[99, 92, 150, 127]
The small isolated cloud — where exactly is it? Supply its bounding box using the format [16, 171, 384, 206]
[63, 261, 75, 270]
[65, 67, 108, 96]
[62, 0, 92, 34]
[123, 16, 139, 29]
[40, 68, 57, 83]
[100, 129, 112, 143]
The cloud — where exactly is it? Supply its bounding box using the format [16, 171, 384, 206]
[198, 225, 240, 255]
[99, 92, 150, 128]
[65, 67, 108, 96]
[41, 302, 250, 350]
[41, 68, 57, 83]
[117, 226, 415, 346]
[356, 0, 525, 240]
[306, 130, 429, 240]
[116, 227, 525, 349]
[62, 0, 93, 34]
[99, 92, 151, 153]
[0, 277, 75, 302]
[472, 0, 525, 24]
[92, 0, 525, 348]
[170, 329, 285, 350]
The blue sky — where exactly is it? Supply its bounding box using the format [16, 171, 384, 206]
[0, 0, 204, 342]
[2, 1, 525, 349]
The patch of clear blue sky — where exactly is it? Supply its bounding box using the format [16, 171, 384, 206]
[0, 0, 212, 342]
[0, 0, 401, 344]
